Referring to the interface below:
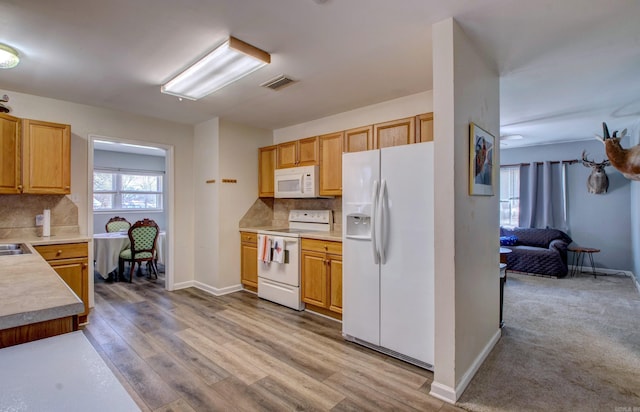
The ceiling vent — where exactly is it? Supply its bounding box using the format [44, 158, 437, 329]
[261, 75, 296, 91]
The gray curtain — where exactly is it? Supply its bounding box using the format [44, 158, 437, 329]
[519, 161, 568, 231]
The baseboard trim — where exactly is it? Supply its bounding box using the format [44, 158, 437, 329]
[429, 381, 457, 404]
[568, 265, 633, 277]
[193, 281, 243, 296]
[172, 280, 243, 296]
[172, 280, 195, 290]
[430, 328, 502, 404]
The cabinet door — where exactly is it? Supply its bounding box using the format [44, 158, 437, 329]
[329, 254, 342, 314]
[297, 136, 319, 166]
[49, 258, 89, 322]
[319, 132, 343, 196]
[0, 113, 21, 194]
[301, 250, 329, 308]
[417, 112, 434, 143]
[373, 117, 415, 149]
[344, 125, 373, 153]
[240, 243, 258, 290]
[258, 145, 276, 197]
[277, 141, 298, 169]
[22, 119, 71, 194]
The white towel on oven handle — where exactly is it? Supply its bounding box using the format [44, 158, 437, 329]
[271, 237, 285, 264]
[258, 234, 272, 263]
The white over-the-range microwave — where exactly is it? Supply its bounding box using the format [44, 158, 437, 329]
[274, 165, 324, 198]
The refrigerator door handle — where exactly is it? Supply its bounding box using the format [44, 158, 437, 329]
[371, 179, 379, 264]
[378, 179, 387, 264]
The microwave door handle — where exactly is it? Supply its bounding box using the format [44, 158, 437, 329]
[299, 174, 304, 193]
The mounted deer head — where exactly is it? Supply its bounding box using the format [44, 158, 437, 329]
[596, 122, 640, 181]
[582, 150, 610, 194]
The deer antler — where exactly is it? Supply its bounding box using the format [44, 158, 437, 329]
[582, 150, 610, 167]
[582, 150, 595, 167]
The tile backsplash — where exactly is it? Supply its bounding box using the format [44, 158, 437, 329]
[240, 197, 342, 231]
[0, 194, 79, 238]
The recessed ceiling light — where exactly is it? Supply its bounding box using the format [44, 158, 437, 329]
[0, 44, 20, 69]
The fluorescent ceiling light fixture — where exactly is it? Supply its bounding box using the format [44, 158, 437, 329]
[161, 36, 270, 100]
[0, 44, 20, 69]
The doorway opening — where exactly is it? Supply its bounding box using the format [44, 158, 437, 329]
[88, 135, 175, 292]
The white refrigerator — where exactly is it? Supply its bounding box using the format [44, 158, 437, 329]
[342, 142, 434, 369]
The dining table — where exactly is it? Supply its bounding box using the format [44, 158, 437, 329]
[93, 231, 166, 279]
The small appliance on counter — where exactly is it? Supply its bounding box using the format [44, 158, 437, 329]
[257, 210, 333, 310]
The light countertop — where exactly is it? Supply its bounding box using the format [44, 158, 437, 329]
[0, 331, 140, 411]
[0, 236, 88, 330]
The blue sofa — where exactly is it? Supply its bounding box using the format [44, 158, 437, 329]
[500, 227, 572, 277]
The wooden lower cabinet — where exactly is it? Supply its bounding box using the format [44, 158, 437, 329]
[34, 242, 90, 324]
[0, 316, 77, 349]
[301, 238, 342, 319]
[240, 231, 258, 292]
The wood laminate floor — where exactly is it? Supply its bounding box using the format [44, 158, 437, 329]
[85, 276, 463, 412]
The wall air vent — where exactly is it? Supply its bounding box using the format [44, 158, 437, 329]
[261, 75, 296, 91]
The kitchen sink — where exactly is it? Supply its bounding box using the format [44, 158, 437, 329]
[0, 243, 32, 256]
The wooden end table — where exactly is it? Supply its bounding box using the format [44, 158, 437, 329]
[568, 246, 600, 278]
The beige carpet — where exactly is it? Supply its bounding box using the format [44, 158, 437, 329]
[457, 272, 640, 412]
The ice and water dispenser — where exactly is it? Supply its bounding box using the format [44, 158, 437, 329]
[345, 203, 372, 239]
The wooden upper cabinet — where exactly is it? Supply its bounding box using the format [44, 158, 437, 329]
[417, 112, 434, 143]
[258, 145, 276, 197]
[22, 119, 71, 194]
[373, 117, 415, 149]
[276, 137, 319, 169]
[297, 136, 319, 166]
[319, 131, 343, 196]
[276, 141, 298, 168]
[0, 113, 21, 194]
[344, 125, 373, 153]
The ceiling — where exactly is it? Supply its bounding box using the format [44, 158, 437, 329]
[1, 0, 639, 149]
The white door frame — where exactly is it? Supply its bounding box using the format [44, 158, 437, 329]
[87, 134, 175, 292]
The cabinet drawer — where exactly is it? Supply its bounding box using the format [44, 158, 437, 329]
[34, 242, 88, 261]
[301, 238, 342, 255]
[240, 232, 258, 244]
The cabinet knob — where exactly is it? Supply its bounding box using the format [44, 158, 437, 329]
[82, 263, 88, 268]
[17, 185, 23, 191]
[65, 186, 70, 189]
[324, 245, 328, 250]
[57, 250, 63, 255]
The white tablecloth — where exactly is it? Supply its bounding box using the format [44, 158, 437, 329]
[93, 231, 166, 278]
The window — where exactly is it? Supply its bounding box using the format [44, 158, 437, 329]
[500, 166, 519, 227]
[93, 169, 163, 211]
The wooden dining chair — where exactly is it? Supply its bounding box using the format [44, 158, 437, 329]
[105, 216, 131, 233]
[118, 218, 159, 282]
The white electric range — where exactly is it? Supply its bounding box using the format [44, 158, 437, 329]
[257, 210, 333, 310]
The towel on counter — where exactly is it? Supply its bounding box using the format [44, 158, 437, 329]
[271, 237, 285, 264]
[258, 234, 272, 263]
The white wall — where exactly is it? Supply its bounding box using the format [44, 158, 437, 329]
[1, 88, 195, 286]
[93, 149, 167, 234]
[219, 119, 273, 287]
[194, 118, 221, 289]
[431, 18, 500, 403]
[502, 139, 632, 271]
[193, 118, 272, 292]
[274, 91, 433, 143]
